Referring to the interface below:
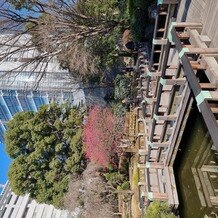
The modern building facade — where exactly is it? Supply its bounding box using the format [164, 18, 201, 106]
[0, 33, 86, 143]
[0, 33, 85, 217]
[0, 182, 71, 218]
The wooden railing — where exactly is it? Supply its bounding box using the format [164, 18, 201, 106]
[170, 23, 218, 151]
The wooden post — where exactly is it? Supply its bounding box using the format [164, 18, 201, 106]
[174, 22, 203, 28]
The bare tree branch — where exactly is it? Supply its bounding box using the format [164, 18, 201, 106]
[64, 163, 118, 218]
[0, 0, 122, 86]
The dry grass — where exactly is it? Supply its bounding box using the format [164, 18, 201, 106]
[130, 154, 142, 218]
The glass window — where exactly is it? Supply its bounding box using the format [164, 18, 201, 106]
[18, 96, 31, 111]
[3, 96, 19, 116]
[0, 105, 7, 121]
[0, 100, 11, 120]
[33, 97, 43, 109]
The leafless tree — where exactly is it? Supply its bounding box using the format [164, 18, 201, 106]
[0, 0, 123, 83]
[63, 175, 83, 212]
[63, 162, 118, 218]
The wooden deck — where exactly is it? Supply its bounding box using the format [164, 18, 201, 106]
[140, 0, 218, 212]
[177, 0, 218, 47]
[120, 0, 218, 215]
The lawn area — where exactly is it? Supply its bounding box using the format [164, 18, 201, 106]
[130, 154, 141, 218]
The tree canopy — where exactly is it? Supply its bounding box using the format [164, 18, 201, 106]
[5, 103, 85, 208]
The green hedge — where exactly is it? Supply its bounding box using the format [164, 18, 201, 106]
[112, 102, 126, 117]
[114, 74, 132, 100]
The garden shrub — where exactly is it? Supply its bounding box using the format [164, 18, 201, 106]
[146, 201, 176, 218]
[114, 74, 132, 100]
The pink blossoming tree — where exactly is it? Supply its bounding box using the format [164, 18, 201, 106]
[83, 106, 123, 167]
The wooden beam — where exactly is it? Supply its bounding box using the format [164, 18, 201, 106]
[210, 107, 218, 114]
[154, 114, 177, 121]
[202, 172, 215, 196]
[138, 162, 164, 169]
[178, 32, 189, 39]
[169, 167, 179, 206]
[146, 191, 168, 201]
[154, 50, 162, 53]
[174, 22, 202, 28]
[197, 169, 213, 207]
[159, 11, 168, 15]
[190, 61, 206, 70]
[151, 142, 170, 148]
[187, 47, 218, 55]
[210, 196, 218, 206]
[200, 83, 217, 90]
[164, 78, 187, 86]
[153, 38, 168, 45]
[208, 91, 218, 100]
[192, 168, 206, 207]
[164, 167, 175, 205]
[201, 165, 218, 173]
[143, 72, 161, 78]
[152, 192, 168, 200]
[157, 28, 165, 32]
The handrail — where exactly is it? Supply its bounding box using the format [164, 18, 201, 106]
[170, 25, 218, 151]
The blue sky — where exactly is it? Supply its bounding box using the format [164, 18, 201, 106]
[0, 143, 11, 190]
[0, 2, 42, 193]
[0, 2, 30, 193]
